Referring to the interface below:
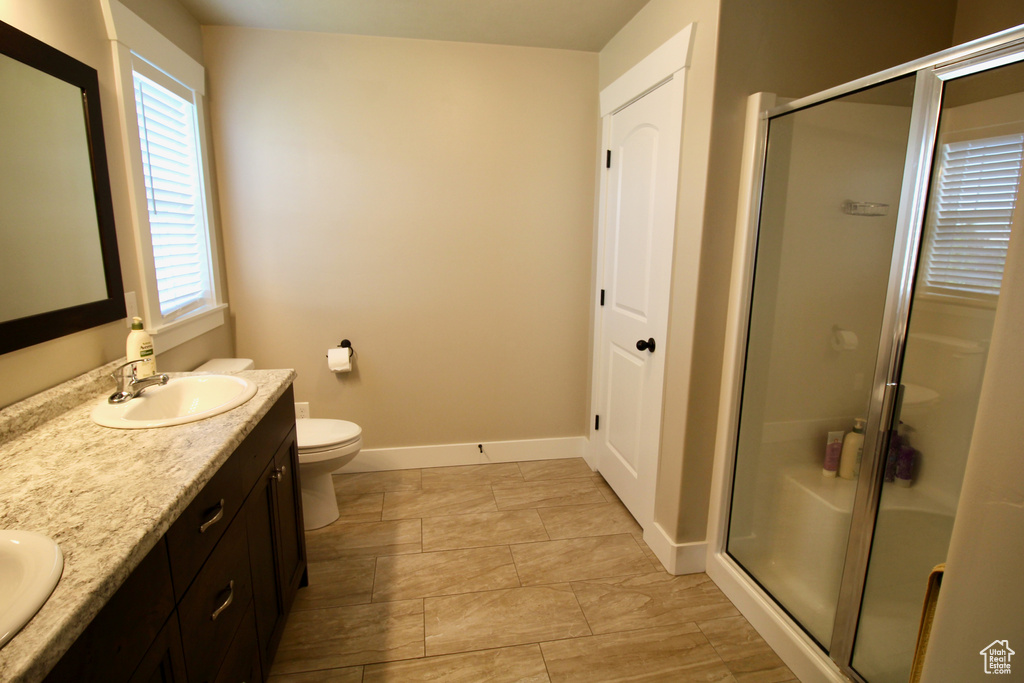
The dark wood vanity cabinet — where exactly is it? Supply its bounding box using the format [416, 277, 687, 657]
[45, 386, 306, 683]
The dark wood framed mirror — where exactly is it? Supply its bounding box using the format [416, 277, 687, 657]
[0, 19, 125, 355]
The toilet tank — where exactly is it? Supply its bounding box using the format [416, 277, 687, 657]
[193, 358, 255, 373]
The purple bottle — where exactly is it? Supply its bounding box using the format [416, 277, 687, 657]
[823, 431, 843, 477]
[895, 443, 916, 487]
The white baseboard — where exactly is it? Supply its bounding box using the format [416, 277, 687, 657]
[705, 551, 847, 683]
[643, 522, 707, 575]
[341, 436, 588, 473]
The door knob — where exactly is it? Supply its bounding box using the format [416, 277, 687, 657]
[636, 338, 656, 352]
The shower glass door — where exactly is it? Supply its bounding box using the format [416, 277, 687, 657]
[726, 76, 917, 648]
[851, 57, 1024, 683]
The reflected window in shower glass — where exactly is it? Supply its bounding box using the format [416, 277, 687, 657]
[851, 58, 1024, 683]
[725, 75, 917, 649]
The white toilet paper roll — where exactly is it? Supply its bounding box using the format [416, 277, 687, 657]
[327, 346, 352, 372]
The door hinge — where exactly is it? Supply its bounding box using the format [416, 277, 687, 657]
[600, 289, 605, 306]
[606, 150, 611, 168]
[595, 415, 600, 430]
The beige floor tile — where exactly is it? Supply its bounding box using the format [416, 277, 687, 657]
[420, 462, 524, 489]
[510, 534, 653, 586]
[373, 546, 520, 601]
[271, 600, 425, 674]
[333, 469, 422, 495]
[698, 616, 796, 683]
[382, 486, 497, 520]
[306, 518, 421, 560]
[540, 623, 735, 683]
[335, 492, 384, 523]
[591, 472, 616, 497]
[363, 644, 550, 682]
[293, 557, 375, 610]
[517, 458, 593, 481]
[492, 479, 605, 510]
[572, 572, 741, 635]
[422, 509, 549, 551]
[537, 502, 642, 540]
[268, 667, 363, 683]
[631, 531, 665, 569]
[424, 584, 591, 656]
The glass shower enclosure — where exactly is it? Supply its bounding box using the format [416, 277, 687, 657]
[724, 29, 1024, 683]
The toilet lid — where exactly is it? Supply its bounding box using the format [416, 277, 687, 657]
[296, 418, 362, 450]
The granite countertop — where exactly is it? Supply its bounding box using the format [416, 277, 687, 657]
[0, 362, 296, 683]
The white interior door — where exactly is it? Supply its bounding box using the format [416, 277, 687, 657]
[592, 75, 684, 529]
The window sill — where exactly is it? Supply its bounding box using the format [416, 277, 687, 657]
[149, 303, 227, 353]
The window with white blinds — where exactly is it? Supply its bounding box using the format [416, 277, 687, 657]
[920, 133, 1024, 301]
[132, 66, 211, 318]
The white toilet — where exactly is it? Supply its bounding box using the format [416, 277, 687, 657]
[194, 358, 363, 530]
[294, 418, 362, 530]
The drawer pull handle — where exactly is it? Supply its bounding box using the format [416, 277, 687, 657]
[199, 499, 226, 534]
[211, 580, 234, 621]
[272, 465, 287, 482]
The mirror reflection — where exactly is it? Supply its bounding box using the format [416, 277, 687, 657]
[0, 52, 108, 323]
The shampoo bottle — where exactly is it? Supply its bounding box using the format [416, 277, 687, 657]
[823, 431, 844, 477]
[838, 418, 866, 480]
[126, 316, 156, 378]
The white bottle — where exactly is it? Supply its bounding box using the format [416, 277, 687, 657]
[126, 316, 156, 378]
[838, 418, 866, 480]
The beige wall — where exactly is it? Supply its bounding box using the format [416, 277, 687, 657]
[0, 0, 230, 409]
[953, 0, 1024, 43]
[203, 27, 598, 449]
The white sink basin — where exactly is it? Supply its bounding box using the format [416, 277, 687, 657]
[91, 374, 258, 429]
[0, 531, 63, 649]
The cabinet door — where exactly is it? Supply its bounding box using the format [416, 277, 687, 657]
[246, 427, 307, 676]
[246, 456, 282, 674]
[128, 612, 187, 683]
[272, 429, 306, 614]
[44, 540, 176, 683]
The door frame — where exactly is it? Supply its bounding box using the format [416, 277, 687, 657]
[587, 25, 694, 527]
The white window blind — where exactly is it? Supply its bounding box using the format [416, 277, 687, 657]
[133, 67, 210, 318]
[920, 133, 1024, 300]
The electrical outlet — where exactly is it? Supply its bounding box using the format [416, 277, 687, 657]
[295, 402, 310, 420]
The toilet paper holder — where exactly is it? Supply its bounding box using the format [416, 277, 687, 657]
[327, 339, 354, 357]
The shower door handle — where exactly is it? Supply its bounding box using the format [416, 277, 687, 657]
[636, 338, 656, 353]
[880, 385, 905, 432]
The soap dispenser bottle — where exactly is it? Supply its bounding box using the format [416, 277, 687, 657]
[838, 417, 866, 480]
[126, 316, 156, 378]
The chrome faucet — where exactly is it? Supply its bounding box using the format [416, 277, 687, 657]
[108, 360, 170, 404]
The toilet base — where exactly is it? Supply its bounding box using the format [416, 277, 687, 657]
[300, 469, 340, 530]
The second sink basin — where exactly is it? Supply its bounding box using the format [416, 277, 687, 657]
[0, 531, 63, 650]
[91, 374, 258, 429]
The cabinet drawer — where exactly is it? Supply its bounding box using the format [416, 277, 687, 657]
[167, 452, 243, 600]
[179, 515, 253, 683]
[213, 602, 261, 683]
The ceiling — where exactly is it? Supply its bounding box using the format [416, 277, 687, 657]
[176, 0, 650, 52]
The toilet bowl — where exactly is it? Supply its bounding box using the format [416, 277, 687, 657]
[194, 359, 362, 531]
[295, 418, 362, 530]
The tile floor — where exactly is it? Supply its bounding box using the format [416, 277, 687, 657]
[268, 458, 799, 682]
